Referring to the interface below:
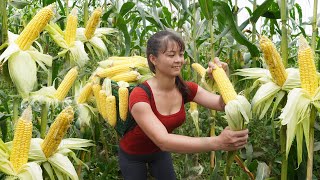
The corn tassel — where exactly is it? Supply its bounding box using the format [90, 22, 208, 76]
[77, 82, 93, 104]
[99, 90, 108, 120]
[259, 36, 287, 86]
[10, 106, 33, 172]
[211, 63, 237, 104]
[64, 8, 78, 47]
[41, 106, 74, 158]
[117, 81, 129, 121]
[111, 71, 140, 82]
[54, 67, 78, 100]
[15, 5, 54, 50]
[106, 96, 117, 127]
[192, 63, 206, 78]
[298, 36, 319, 96]
[84, 7, 102, 40]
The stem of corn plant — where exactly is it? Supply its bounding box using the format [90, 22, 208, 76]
[311, 0, 318, 51]
[306, 108, 316, 180]
[251, 0, 258, 67]
[280, 0, 288, 67]
[0, 0, 8, 44]
[210, 110, 216, 169]
[40, 103, 48, 138]
[280, 125, 287, 180]
[65, 0, 69, 15]
[84, 0, 89, 26]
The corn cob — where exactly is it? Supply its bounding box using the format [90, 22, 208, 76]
[96, 64, 133, 78]
[111, 71, 140, 82]
[41, 106, 74, 158]
[211, 63, 237, 104]
[84, 7, 102, 40]
[298, 36, 319, 96]
[92, 83, 102, 112]
[15, 5, 54, 50]
[10, 106, 33, 172]
[192, 63, 206, 78]
[64, 8, 78, 47]
[259, 36, 287, 86]
[99, 90, 108, 120]
[77, 82, 93, 104]
[106, 95, 117, 127]
[117, 81, 129, 121]
[54, 67, 78, 101]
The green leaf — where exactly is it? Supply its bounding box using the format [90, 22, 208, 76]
[115, 15, 130, 56]
[48, 153, 78, 180]
[119, 2, 135, 16]
[7, 0, 30, 9]
[198, 0, 213, 20]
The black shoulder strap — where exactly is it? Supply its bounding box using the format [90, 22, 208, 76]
[137, 83, 152, 99]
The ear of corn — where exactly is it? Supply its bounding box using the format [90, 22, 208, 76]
[10, 106, 33, 172]
[96, 64, 132, 78]
[110, 71, 140, 82]
[92, 83, 102, 112]
[298, 36, 319, 96]
[211, 64, 237, 104]
[99, 90, 108, 120]
[106, 95, 117, 127]
[64, 8, 78, 47]
[41, 106, 74, 158]
[192, 63, 206, 78]
[15, 5, 54, 50]
[117, 81, 129, 121]
[259, 36, 288, 86]
[84, 7, 102, 40]
[77, 82, 93, 104]
[54, 67, 78, 101]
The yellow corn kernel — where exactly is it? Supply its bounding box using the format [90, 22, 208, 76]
[64, 8, 78, 47]
[84, 7, 102, 40]
[92, 83, 102, 112]
[106, 95, 117, 127]
[118, 81, 129, 121]
[191, 63, 206, 78]
[54, 67, 78, 101]
[259, 36, 288, 86]
[41, 106, 74, 158]
[10, 106, 33, 172]
[99, 90, 108, 120]
[298, 36, 319, 96]
[110, 71, 140, 82]
[189, 102, 198, 112]
[77, 82, 93, 104]
[96, 64, 132, 78]
[211, 63, 237, 104]
[15, 5, 54, 50]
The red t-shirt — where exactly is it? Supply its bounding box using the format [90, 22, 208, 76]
[119, 81, 198, 155]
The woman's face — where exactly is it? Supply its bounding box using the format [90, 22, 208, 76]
[152, 40, 185, 77]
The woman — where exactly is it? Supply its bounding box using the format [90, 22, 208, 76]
[118, 30, 249, 180]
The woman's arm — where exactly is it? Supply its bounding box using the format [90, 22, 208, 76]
[192, 86, 225, 111]
[131, 102, 248, 153]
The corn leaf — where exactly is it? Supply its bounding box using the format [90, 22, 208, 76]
[17, 162, 43, 180]
[0, 158, 14, 176]
[42, 162, 55, 180]
[296, 124, 303, 166]
[68, 41, 89, 68]
[282, 68, 301, 91]
[48, 153, 78, 180]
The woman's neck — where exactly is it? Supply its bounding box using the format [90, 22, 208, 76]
[149, 74, 176, 91]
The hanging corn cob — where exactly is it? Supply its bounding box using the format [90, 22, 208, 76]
[105, 79, 117, 127]
[41, 106, 74, 158]
[280, 36, 320, 169]
[64, 8, 78, 47]
[54, 67, 78, 101]
[99, 90, 108, 120]
[117, 81, 129, 121]
[0, 5, 54, 98]
[84, 7, 102, 40]
[110, 71, 141, 83]
[10, 106, 33, 172]
[77, 82, 93, 104]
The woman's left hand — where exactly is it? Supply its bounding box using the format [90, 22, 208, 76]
[207, 57, 229, 78]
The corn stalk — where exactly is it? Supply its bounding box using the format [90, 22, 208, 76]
[0, 0, 8, 44]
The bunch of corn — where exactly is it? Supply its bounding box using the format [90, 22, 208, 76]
[15, 5, 55, 50]
[280, 36, 320, 168]
[105, 79, 117, 127]
[260, 36, 288, 86]
[54, 67, 78, 101]
[84, 7, 102, 40]
[10, 106, 33, 172]
[41, 106, 74, 158]
[64, 8, 78, 47]
[118, 81, 130, 121]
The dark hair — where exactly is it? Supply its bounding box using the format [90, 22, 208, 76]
[146, 30, 190, 101]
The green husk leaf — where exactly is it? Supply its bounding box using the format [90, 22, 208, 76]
[68, 41, 89, 68]
[17, 162, 43, 180]
[296, 124, 303, 166]
[48, 153, 78, 180]
[42, 162, 55, 180]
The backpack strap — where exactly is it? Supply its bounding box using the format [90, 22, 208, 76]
[137, 83, 151, 99]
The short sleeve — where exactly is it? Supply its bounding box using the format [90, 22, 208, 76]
[185, 81, 198, 103]
[129, 86, 151, 111]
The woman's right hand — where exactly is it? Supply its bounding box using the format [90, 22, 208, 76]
[216, 126, 249, 151]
